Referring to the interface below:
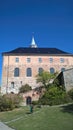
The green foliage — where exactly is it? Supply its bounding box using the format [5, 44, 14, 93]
[0, 93, 22, 111]
[53, 78, 60, 86]
[36, 71, 57, 88]
[36, 71, 70, 106]
[32, 100, 39, 105]
[19, 84, 32, 93]
[67, 88, 73, 100]
[38, 85, 71, 106]
[53, 78, 65, 91]
[36, 71, 72, 106]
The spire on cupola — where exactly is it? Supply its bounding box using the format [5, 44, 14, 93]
[30, 36, 38, 48]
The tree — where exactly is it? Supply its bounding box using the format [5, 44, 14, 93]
[19, 84, 32, 93]
[38, 85, 70, 106]
[36, 71, 57, 88]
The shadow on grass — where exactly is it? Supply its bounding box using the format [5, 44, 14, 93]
[61, 103, 73, 114]
[26, 112, 31, 114]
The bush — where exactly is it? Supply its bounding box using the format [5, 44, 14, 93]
[67, 88, 73, 100]
[19, 84, 32, 93]
[0, 93, 22, 111]
[32, 101, 39, 105]
[32, 101, 42, 108]
[38, 86, 71, 106]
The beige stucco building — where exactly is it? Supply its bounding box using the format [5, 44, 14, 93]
[1, 37, 73, 94]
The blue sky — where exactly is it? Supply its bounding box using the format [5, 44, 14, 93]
[0, 0, 73, 85]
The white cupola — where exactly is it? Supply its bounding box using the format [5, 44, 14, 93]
[30, 36, 38, 48]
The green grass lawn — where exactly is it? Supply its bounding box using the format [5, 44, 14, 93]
[0, 104, 73, 130]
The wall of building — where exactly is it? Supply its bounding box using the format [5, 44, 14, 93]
[63, 68, 73, 91]
[1, 54, 73, 94]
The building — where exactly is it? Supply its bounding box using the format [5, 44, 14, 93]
[1, 37, 73, 94]
[56, 68, 73, 91]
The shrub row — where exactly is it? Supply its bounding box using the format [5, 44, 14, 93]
[32, 86, 73, 106]
[0, 93, 22, 111]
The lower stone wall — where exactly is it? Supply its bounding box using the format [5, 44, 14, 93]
[1, 77, 40, 94]
[63, 68, 73, 91]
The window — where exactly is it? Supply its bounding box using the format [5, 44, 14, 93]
[61, 68, 65, 72]
[15, 57, 19, 62]
[38, 68, 43, 74]
[60, 58, 64, 63]
[27, 58, 31, 63]
[49, 58, 53, 63]
[14, 68, 19, 77]
[11, 82, 14, 88]
[38, 58, 42, 63]
[27, 68, 32, 77]
[50, 67, 55, 74]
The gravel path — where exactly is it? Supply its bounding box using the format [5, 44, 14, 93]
[0, 122, 15, 130]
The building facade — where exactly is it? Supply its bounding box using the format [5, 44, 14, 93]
[1, 37, 73, 94]
[57, 68, 73, 91]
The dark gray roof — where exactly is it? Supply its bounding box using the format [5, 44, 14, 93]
[2, 47, 72, 55]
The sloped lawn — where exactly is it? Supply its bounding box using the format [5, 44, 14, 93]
[0, 104, 73, 130]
